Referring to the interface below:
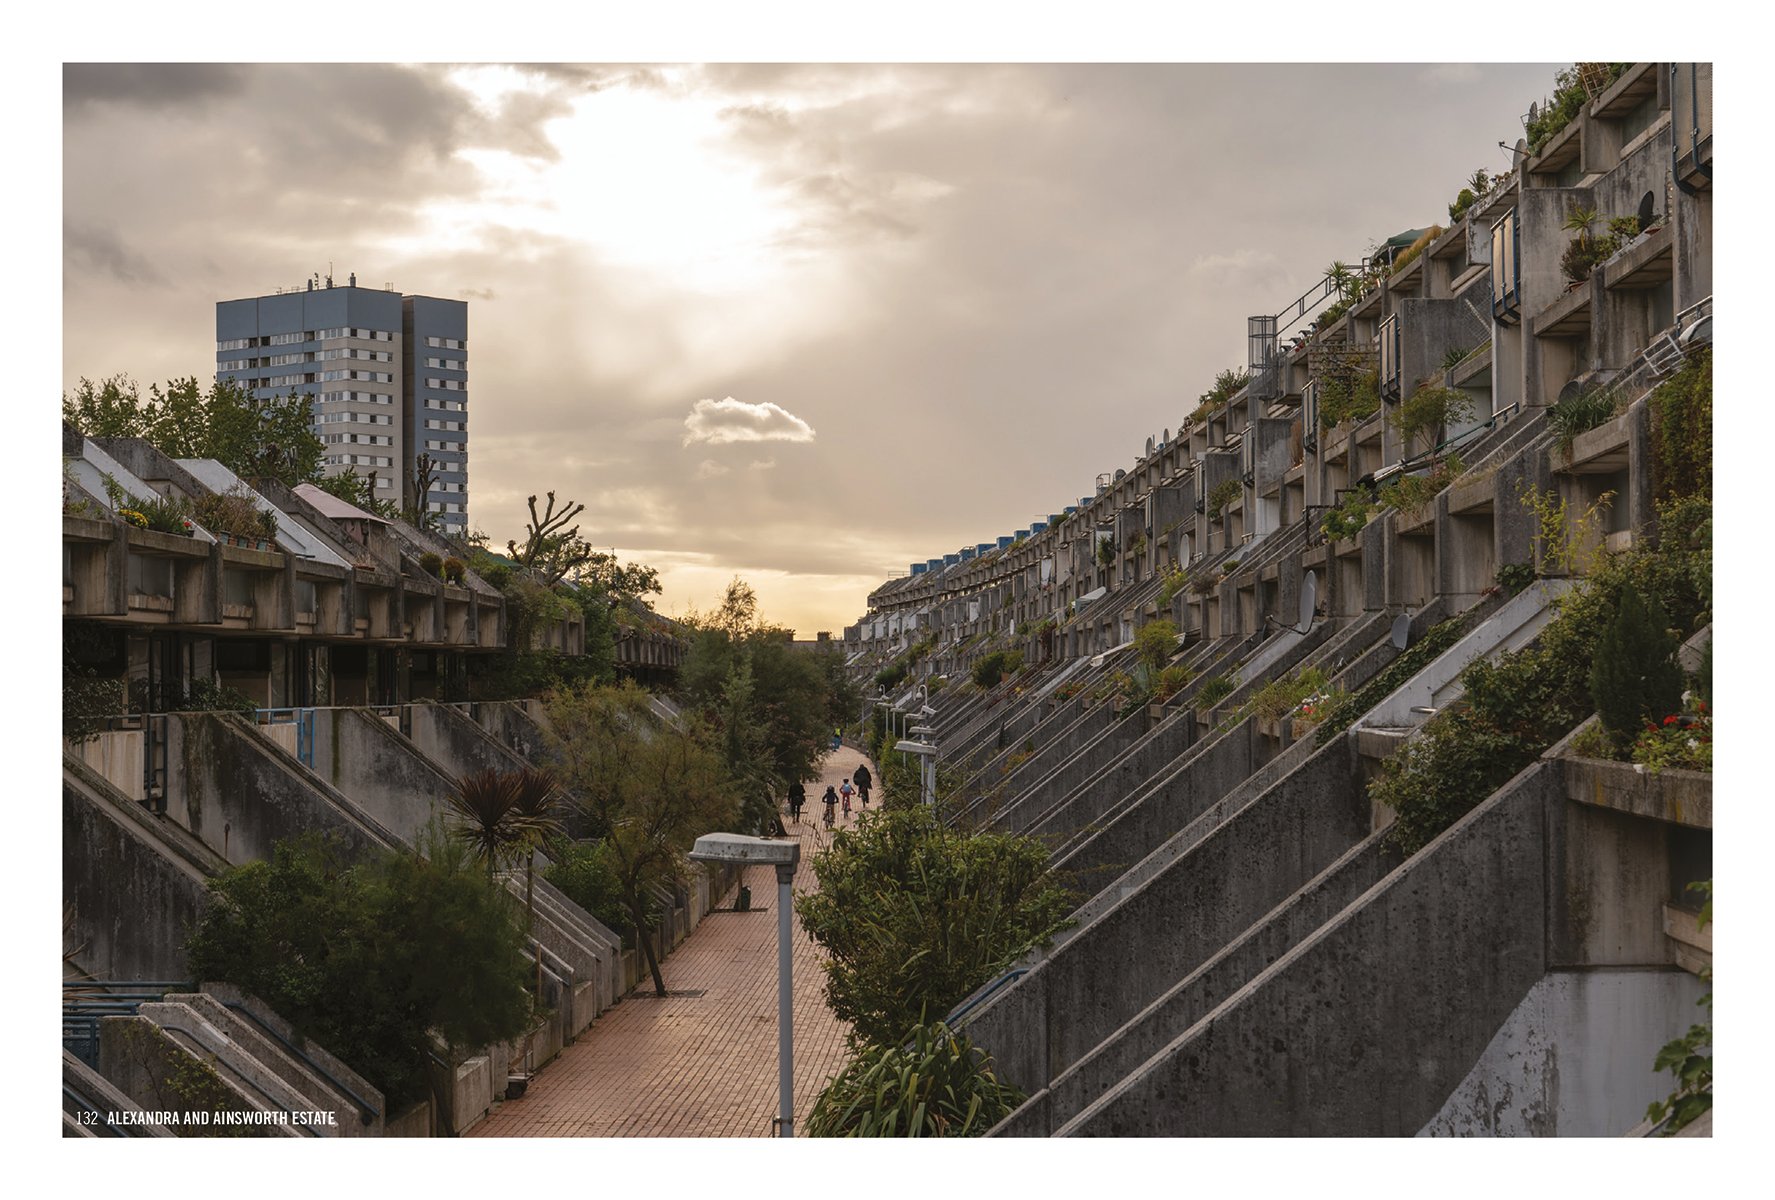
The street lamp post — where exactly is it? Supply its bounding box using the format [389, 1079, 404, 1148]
[895, 731, 937, 806]
[687, 832, 802, 1136]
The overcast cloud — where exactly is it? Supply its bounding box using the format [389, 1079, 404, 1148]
[62, 61, 1556, 634]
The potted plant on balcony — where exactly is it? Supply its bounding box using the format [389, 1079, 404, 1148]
[194, 488, 268, 548]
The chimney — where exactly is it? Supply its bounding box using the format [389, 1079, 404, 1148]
[349, 272, 356, 287]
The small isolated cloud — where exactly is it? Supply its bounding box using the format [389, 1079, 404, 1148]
[748, 459, 777, 471]
[682, 397, 816, 447]
[696, 459, 731, 479]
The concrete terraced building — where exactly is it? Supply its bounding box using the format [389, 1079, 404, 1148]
[60, 423, 697, 1134]
[845, 62, 1713, 1136]
[216, 274, 471, 536]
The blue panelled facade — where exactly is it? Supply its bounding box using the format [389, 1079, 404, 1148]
[216, 278, 469, 535]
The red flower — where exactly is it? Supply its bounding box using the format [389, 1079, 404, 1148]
[1663, 715, 1679, 726]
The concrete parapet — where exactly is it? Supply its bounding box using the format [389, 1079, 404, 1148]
[1056, 759, 1556, 1136]
[963, 732, 1370, 1099]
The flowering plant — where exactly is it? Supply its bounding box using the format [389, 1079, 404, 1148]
[117, 508, 148, 528]
[1631, 695, 1711, 775]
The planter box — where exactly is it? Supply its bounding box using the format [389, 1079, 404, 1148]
[1562, 754, 1711, 829]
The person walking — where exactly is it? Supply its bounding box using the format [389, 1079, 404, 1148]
[840, 779, 853, 818]
[822, 784, 838, 828]
[788, 781, 806, 824]
[852, 763, 873, 807]
[831, 725, 843, 751]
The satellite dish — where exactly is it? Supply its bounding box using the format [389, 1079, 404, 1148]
[1268, 570, 1319, 636]
[1513, 138, 1528, 166]
[1145, 436, 1155, 455]
[1637, 190, 1656, 228]
[1556, 378, 1585, 404]
[1163, 427, 1171, 444]
[1114, 468, 1126, 482]
[1390, 613, 1412, 650]
[1527, 101, 1538, 122]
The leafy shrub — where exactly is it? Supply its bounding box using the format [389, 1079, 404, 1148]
[193, 488, 267, 541]
[1389, 226, 1444, 276]
[442, 556, 466, 584]
[1548, 386, 1620, 462]
[1152, 663, 1196, 703]
[1134, 619, 1178, 674]
[1207, 479, 1242, 519]
[1370, 498, 1710, 854]
[1378, 455, 1464, 518]
[1648, 349, 1711, 502]
[971, 650, 1024, 689]
[544, 838, 636, 944]
[1236, 667, 1330, 723]
[876, 658, 910, 691]
[185, 833, 534, 1105]
[805, 1021, 1024, 1137]
[1192, 367, 1249, 419]
[1319, 369, 1381, 431]
[1156, 567, 1188, 607]
[1195, 675, 1234, 711]
[1321, 492, 1376, 542]
[1388, 385, 1473, 455]
[418, 551, 443, 577]
[794, 806, 1074, 1046]
[1495, 562, 1538, 595]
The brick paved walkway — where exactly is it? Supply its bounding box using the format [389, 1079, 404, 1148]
[468, 746, 876, 1137]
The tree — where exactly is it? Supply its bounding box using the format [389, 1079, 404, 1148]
[407, 452, 440, 532]
[184, 833, 533, 1107]
[794, 806, 1074, 1047]
[541, 682, 737, 995]
[508, 491, 594, 586]
[678, 577, 836, 832]
[63, 375, 324, 490]
[1134, 619, 1178, 675]
[1590, 583, 1684, 752]
[316, 467, 398, 519]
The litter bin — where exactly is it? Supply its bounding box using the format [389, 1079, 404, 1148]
[736, 884, 751, 911]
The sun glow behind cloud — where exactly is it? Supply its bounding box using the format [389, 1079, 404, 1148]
[409, 66, 797, 293]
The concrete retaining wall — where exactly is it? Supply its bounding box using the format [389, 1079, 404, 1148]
[964, 733, 1370, 1098]
[63, 757, 221, 981]
[1058, 760, 1556, 1136]
[1422, 968, 1707, 1136]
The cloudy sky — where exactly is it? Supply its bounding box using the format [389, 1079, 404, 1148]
[62, 60, 1559, 635]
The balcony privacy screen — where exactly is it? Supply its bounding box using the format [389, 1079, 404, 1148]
[1491, 207, 1521, 324]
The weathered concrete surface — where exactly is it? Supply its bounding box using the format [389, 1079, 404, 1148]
[963, 733, 1370, 1098]
[1058, 761, 1555, 1136]
[406, 700, 529, 782]
[98, 1014, 293, 1136]
[63, 1049, 177, 1137]
[1421, 968, 1707, 1136]
[171, 712, 396, 866]
[172, 985, 385, 1136]
[998, 830, 1399, 1135]
[473, 700, 551, 761]
[63, 755, 224, 981]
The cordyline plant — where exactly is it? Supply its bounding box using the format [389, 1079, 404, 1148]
[804, 1020, 1025, 1137]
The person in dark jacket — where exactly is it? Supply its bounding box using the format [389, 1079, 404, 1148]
[788, 781, 806, 823]
[821, 784, 839, 827]
[852, 764, 873, 807]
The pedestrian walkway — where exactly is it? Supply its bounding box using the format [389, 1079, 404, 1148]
[469, 746, 876, 1137]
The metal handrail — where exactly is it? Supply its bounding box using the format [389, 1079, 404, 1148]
[944, 966, 1030, 1027]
